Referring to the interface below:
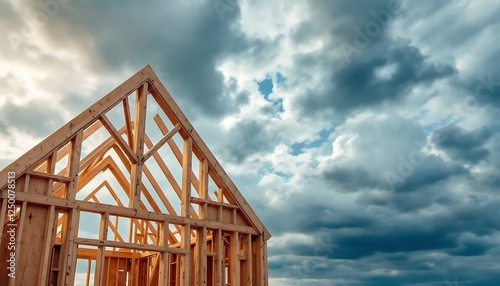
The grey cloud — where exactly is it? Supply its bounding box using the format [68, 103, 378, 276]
[393, 155, 468, 193]
[282, 0, 457, 117]
[296, 40, 456, 116]
[18, 0, 249, 119]
[0, 99, 64, 137]
[432, 124, 493, 164]
[220, 119, 278, 163]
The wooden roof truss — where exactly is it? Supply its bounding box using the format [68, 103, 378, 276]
[0, 65, 269, 286]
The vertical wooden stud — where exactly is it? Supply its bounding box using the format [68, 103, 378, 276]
[130, 82, 148, 209]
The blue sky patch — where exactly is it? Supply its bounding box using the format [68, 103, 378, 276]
[258, 77, 273, 100]
[257, 73, 286, 114]
[291, 128, 333, 155]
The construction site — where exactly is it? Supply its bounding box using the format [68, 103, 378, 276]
[0, 65, 270, 286]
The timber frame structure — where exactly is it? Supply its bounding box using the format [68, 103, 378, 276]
[0, 65, 270, 286]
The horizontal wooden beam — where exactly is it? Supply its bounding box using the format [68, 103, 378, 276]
[190, 198, 239, 209]
[75, 238, 190, 254]
[77, 247, 141, 259]
[1, 189, 258, 235]
[26, 170, 72, 183]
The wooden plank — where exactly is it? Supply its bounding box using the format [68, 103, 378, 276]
[100, 114, 138, 164]
[94, 212, 109, 286]
[66, 208, 80, 285]
[179, 224, 191, 286]
[262, 239, 269, 286]
[199, 158, 209, 200]
[46, 150, 57, 196]
[181, 137, 192, 218]
[57, 207, 80, 286]
[74, 237, 189, 254]
[77, 248, 140, 260]
[190, 198, 240, 209]
[129, 82, 149, 210]
[216, 188, 224, 203]
[26, 171, 72, 183]
[244, 233, 252, 285]
[38, 205, 56, 286]
[142, 124, 181, 163]
[67, 130, 83, 201]
[199, 158, 209, 221]
[86, 258, 91, 286]
[253, 235, 267, 286]
[229, 232, 240, 286]
[195, 227, 207, 286]
[122, 97, 134, 148]
[158, 221, 169, 286]
[213, 229, 223, 286]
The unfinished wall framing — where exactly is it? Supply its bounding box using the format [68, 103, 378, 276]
[0, 65, 270, 286]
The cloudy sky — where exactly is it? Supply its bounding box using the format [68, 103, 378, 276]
[2, 0, 500, 285]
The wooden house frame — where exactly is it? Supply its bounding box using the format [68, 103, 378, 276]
[0, 65, 270, 286]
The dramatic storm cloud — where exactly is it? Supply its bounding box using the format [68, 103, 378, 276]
[1, 0, 500, 285]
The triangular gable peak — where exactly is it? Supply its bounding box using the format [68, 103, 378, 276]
[0, 65, 269, 285]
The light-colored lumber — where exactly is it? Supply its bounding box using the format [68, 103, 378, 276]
[100, 114, 138, 164]
[38, 205, 56, 286]
[142, 123, 181, 163]
[67, 130, 83, 201]
[122, 97, 134, 148]
[94, 212, 109, 286]
[0, 65, 269, 285]
[129, 82, 149, 210]
[229, 231, 240, 286]
[181, 137, 193, 218]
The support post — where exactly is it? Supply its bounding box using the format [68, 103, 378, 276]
[67, 130, 83, 201]
[229, 232, 240, 286]
[94, 212, 109, 286]
[195, 227, 207, 286]
[181, 137, 192, 218]
[129, 82, 148, 209]
[214, 229, 224, 286]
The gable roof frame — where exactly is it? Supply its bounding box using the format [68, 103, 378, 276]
[0, 65, 270, 240]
